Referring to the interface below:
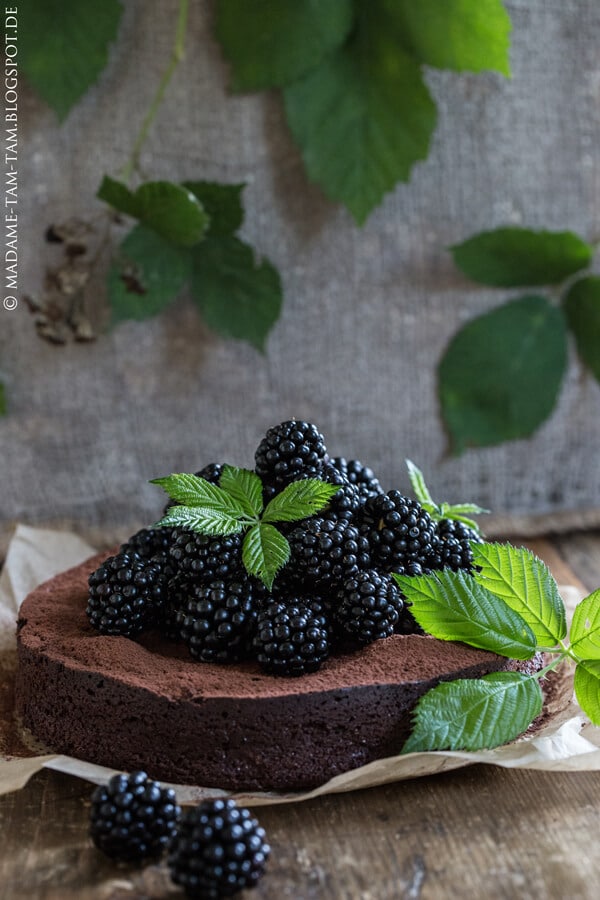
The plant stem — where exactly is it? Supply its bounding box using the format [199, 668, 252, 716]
[532, 652, 567, 681]
[121, 0, 189, 183]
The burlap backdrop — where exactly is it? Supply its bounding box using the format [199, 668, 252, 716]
[1, 0, 599, 550]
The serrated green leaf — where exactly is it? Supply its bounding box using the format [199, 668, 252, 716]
[376, 0, 511, 75]
[406, 460, 434, 506]
[0, 382, 5, 415]
[444, 503, 489, 517]
[190, 237, 282, 352]
[219, 466, 264, 519]
[574, 661, 600, 726]
[402, 672, 542, 753]
[97, 176, 139, 218]
[570, 590, 600, 660]
[393, 569, 537, 659]
[108, 226, 191, 324]
[242, 523, 290, 590]
[262, 479, 341, 524]
[19, 0, 123, 120]
[451, 228, 593, 287]
[283, 29, 436, 224]
[438, 295, 568, 453]
[472, 543, 566, 647]
[158, 505, 245, 537]
[134, 182, 209, 248]
[183, 182, 245, 237]
[215, 0, 354, 91]
[150, 472, 248, 519]
[563, 276, 600, 383]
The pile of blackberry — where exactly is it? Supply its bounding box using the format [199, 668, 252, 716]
[86, 420, 482, 677]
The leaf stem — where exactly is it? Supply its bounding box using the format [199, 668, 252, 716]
[532, 652, 567, 681]
[121, 0, 189, 183]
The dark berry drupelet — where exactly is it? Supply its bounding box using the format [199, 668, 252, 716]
[120, 526, 175, 565]
[335, 570, 404, 645]
[252, 600, 330, 676]
[359, 491, 437, 572]
[330, 457, 384, 503]
[87, 552, 166, 637]
[254, 420, 327, 490]
[428, 519, 483, 573]
[169, 531, 243, 588]
[284, 516, 370, 588]
[89, 770, 180, 862]
[177, 577, 259, 663]
[168, 798, 269, 898]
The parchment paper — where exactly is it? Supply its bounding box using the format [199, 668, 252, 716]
[2, 525, 600, 807]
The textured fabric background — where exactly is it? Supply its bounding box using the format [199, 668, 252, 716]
[1, 0, 599, 546]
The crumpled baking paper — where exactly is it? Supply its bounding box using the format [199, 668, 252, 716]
[1, 524, 600, 807]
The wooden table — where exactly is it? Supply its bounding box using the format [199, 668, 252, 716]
[2, 532, 600, 899]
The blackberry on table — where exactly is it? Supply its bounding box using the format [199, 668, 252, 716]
[177, 577, 259, 663]
[316, 460, 361, 521]
[252, 600, 330, 676]
[359, 491, 437, 572]
[120, 526, 175, 565]
[429, 518, 483, 573]
[86, 552, 166, 637]
[168, 798, 270, 898]
[254, 420, 327, 490]
[335, 570, 404, 645]
[285, 516, 370, 588]
[89, 770, 180, 862]
[330, 457, 384, 503]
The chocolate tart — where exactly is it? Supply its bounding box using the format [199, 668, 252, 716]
[15, 552, 542, 791]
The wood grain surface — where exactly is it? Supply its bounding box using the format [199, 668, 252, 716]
[1, 533, 600, 899]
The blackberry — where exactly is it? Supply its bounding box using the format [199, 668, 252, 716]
[317, 460, 361, 520]
[335, 570, 404, 645]
[177, 577, 259, 663]
[429, 519, 483, 573]
[394, 602, 425, 636]
[164, 464, 225, 515]
[120, 526, 174, 564]
[86, 552, 165, 636]
[252, 600, 329, 676]
[285, 517, 370, 588]
[359, 491, 436, 572]
[254, 420, 327, 490]
[331, 457, 384, 503]
[89, 770, 180, 862]
[169, 531, 243, 588]
[168, 799, 269, 898]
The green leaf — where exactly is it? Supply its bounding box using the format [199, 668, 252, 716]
[262, 479, 341, 524]
[438, 295, 568, 453]
[377, 0, 511, 75]
[150, 472, 248, 518]
[406, 460, 434, 506]
[402, 672, 543, 753]
[451, 228, 593, 287]
[190, 237, 282, 351]
[283, 30, 436, 224]
[242, 523, 290, 590]
[183, 182, 245, 237]
[472, 543, 567, 647]
[563, 276, 600, 383]
[158, 505, 245, 537]
[108, 226, 191, 324]
[19, 0, 123, 120]
[214, 0, 354, 91]
[392, 569, 538, 660]
[219, 466, 264, 519]
[98, 178, 209, 248]
[97, 176, 139, 218]
[574, 661, 600, 726]
[570, 590, 600, 660]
